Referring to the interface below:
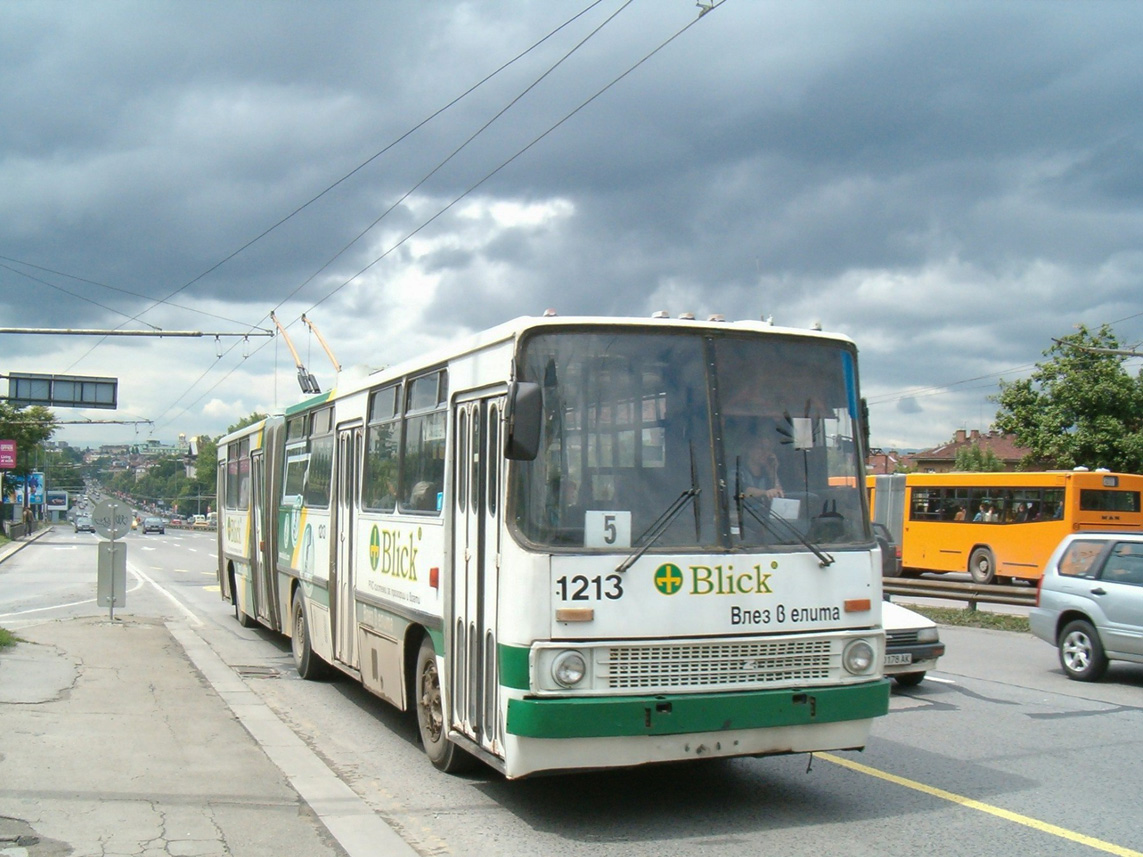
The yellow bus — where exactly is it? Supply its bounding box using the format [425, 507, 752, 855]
[894, 470, 1143, 584]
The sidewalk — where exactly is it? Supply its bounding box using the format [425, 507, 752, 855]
[0, 534, 418, 857]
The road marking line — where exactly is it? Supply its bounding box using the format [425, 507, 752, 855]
[0, 578, 146, 618]
[128, 563, 203, 627]
[820, 753, 1142, 857]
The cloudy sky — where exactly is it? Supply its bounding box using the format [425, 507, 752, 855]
[2, 0, 1141, 453]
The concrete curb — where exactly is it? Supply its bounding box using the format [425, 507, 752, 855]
[0, 524, 52, 565]
[169, 623, 421, 857]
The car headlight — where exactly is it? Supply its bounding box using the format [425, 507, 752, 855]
[551, 650, 587, 687]
[917, 627, 939, 644]
[843, 639, 876, 675]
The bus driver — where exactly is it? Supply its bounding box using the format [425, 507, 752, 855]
[733, 431, 785, 501]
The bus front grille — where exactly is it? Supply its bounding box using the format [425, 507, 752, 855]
[599, 639, 835, 691]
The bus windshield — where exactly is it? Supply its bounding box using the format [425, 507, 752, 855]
[511, 329, 868, 551]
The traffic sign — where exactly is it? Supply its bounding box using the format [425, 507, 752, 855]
[92, 499, 132, 540]
[97, 540, 127, 615]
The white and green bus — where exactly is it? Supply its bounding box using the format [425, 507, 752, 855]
[218, 314, 889, 779]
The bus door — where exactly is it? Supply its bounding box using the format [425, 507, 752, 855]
[451, 394, 505, 757]
[250, 450, 276, 628]
[333, 424, 362, 669]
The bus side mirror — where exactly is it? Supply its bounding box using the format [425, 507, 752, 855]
[504, 381, 542, 461]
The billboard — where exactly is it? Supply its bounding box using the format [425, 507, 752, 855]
[0, 440, 15, 470]
[3, 472, 45, 505]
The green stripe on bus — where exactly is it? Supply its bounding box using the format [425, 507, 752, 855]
[499, 644, 531, 690]
[505, 680, 890, 739]
[297, 581, 330, 608]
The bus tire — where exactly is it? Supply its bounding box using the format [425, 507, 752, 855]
[415, 636, 475, 773]
[291, 593, 329, 681]
[1058, 619, 1108, 682]
[231, 570, 257, 628]
[968, 547, 996, 585]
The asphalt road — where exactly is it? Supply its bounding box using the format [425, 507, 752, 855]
[4, 527, 1142, 857]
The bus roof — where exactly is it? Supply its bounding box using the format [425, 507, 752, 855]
[903, 470, 1139, 487]
[275, 313, 858, 416]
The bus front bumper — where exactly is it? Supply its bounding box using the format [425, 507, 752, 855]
[505, 679, 890, 739]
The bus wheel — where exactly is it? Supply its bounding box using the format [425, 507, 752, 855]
[415, 637, 474, 773]
[968, 547, 996, 585]
[231, 572, 257, 628]
[291, 594, 329, 681]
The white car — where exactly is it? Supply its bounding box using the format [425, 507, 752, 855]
[882, 601, 945, 686]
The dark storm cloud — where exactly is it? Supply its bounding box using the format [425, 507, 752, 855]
[2, 0, 1142, 448]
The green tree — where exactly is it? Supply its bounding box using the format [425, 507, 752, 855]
[953, 444, 1004, 472]
[194, 435, 217, 486]
[227, 412, 267, 434]
[994, 325, 1143, 471]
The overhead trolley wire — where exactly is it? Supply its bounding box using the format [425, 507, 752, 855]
[153, 1, 730, 434]
[23, 0, 613, 391]
[151, 0, 633, 430]
[141, 0, 613, 324]
[0, 255, 255, 330]
[264, 0, 637, 319]
[866, 312, 1143, 409]
[303, 0, 726, 316]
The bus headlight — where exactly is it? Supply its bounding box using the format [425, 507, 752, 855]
[551, 650, 587, 687]
[843, 639, 876, 675]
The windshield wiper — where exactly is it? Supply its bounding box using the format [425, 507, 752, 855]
[615, 487, 700, 574]
[737, 495, 835, 568]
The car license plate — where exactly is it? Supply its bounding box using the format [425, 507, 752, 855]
[885, 653, 913, 666]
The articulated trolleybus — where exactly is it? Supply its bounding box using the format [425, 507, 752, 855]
[217, 314, 888, 778]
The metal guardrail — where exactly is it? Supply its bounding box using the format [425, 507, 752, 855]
[883, 576, 1037, 609]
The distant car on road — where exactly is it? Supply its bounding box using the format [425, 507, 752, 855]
[74, 515, 95, 534]
[882, 601, 945, 686]
[168, 516, 183, 526]
[1030, 532, 1143, 681]
[141, 516, 166, 535]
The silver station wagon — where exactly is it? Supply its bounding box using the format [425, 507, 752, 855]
[1030, 532, 1143, 681]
